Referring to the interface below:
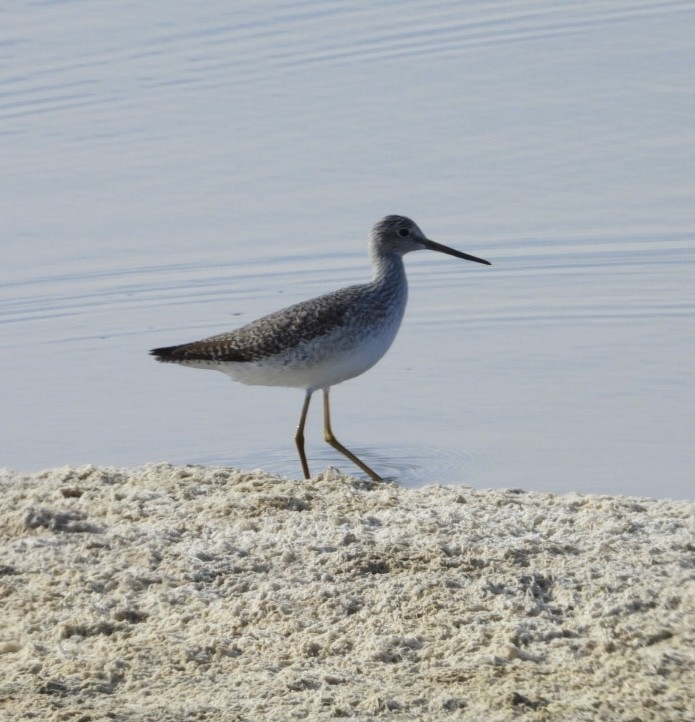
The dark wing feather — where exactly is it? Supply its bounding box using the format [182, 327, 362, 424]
[150, 285, 365, 364]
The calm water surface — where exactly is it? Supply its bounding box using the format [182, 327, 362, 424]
[2, 1, 694, 498]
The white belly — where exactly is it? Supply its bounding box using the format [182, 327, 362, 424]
[214, 309, 404, 391]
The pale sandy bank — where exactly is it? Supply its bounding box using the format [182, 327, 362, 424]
[0, 464, 693, 721]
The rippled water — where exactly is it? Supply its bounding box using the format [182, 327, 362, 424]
[2, 1, 694, 498]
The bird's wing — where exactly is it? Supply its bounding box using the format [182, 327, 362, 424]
[151, 286, 365, 363]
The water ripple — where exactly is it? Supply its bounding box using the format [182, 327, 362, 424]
[194, 442, 489, 487]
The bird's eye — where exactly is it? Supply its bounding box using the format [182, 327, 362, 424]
[398, 228, 410, 237]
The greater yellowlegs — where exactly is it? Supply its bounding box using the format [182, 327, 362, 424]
[150, 215, 490, 481]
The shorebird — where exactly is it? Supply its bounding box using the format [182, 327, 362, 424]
[150, 215, 490, 481]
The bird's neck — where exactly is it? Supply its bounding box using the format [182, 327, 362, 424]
[369, 251, 408, 314]
[371, 251, 406, 287]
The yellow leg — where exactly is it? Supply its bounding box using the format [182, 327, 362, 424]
[295, 390, 312, 479]
[322, 388, 383, 481]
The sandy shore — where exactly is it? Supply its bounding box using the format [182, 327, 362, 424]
[0, 464, 693, 721]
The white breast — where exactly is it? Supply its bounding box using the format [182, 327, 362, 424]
[218, 306, 405, 391]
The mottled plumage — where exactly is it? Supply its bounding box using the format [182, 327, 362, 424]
[151, 215, 490, 480]
[151, 278, 400, 367]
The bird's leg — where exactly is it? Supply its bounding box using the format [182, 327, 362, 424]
[295, 390, 313, 479]
[322, 388, 383, 481]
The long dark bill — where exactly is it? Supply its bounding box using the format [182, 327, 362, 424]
[422, 238, 491, 266]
